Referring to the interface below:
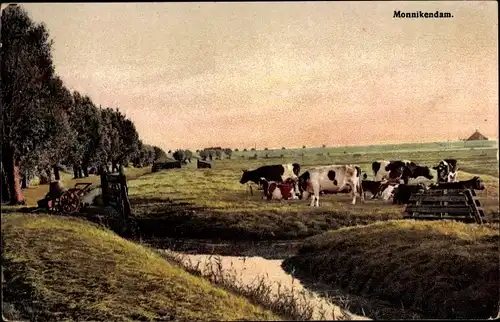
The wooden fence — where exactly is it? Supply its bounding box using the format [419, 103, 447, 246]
[403, 189, 485, 224]
[99, 172, 133, 234]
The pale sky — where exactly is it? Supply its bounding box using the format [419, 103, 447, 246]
[5, 2, 499, 151]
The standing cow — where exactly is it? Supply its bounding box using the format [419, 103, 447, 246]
[298, 165, 364, 206]
[372, 160, 433, 184]
[433, 159, 458, 184]
[240, 163, 301, 198]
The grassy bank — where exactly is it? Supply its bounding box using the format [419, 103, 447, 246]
[282, 220, 499, 319]
[1, 214, 280, 321]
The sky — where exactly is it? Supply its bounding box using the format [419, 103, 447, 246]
[4, 2, 499, 151]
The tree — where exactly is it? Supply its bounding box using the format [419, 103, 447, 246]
[31, 76, 78, 182]
[234, 148, 239, 152]
[67, 92, 108, 177]
[223, 148, 232, 159]
[282, 147, 286, 150]
[184, 150, 193, 163]
[152, 146, 167, 162]
[302, 145, 306, 149]
[1, 5, 56, 204]
[173, 149, 186, 163]
[215, 149, 222, 160]
[199, 150, 209, 161]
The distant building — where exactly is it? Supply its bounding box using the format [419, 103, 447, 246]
[466, 129, 488, 141]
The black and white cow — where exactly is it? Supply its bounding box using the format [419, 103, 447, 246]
[429, 176, 485, 191]
[392, 183, 427, 205]
[361, 180, 384, 199]
[372, 160, 411, 182]
[372, 160, 433, 184]
[361, 179, 399, 200]
[298, 165, 364, 206]
[240, 163, 301, 197]
[432, 159, 458, 184]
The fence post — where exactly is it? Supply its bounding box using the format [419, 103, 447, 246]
[119, 174, 131, 220]
[100, 172, 109, 207]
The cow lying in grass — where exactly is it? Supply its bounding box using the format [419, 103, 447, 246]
[393, 183, 427, 205]
[361, 179, 400, 200]
[429, 176, 485, 191]
[259, 178, 299, 200]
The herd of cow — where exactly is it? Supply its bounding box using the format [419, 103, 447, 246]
[239, 158, 486, 207]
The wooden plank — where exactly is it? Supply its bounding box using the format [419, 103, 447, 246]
[424, 189, 467, 196]
[464, 189, 483, 224]
[406, 204, 473, 209]
[405, 206, 473, 215]
[404, 213, 472, 219]
[403, 215, 475, 222]
[408, 195, 467, 202]
[106, 174, 122, 184]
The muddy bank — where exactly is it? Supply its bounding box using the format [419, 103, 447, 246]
[145, 237, 303, 259]
[161, 250, 371, 321]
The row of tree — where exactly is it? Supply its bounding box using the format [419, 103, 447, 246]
[198, 148, 232, 161]
[1, 5, 166, 204]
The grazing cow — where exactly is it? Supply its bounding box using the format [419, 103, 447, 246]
[259, 177, 298, 200]
[372, 160, 412, 181]
[240, 163, 300, 185]
[429, 176, 485, 191]
[373, 160, 433, 184]
[298, 165, 364, 206]
[393, 183, 427, 205]
[240, 163, 301, 198]
[433, 159, 458, 184]
[197, 159, 212, 169]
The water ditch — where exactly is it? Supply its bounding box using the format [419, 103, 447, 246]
[146, 238, 423, 320]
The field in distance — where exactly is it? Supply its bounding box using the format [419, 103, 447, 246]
[130, 140, 499, 241]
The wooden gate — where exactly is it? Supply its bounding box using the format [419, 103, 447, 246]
[100, 172, 133, 233]
[403, 189, 485, 224]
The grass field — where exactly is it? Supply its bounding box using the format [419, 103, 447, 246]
[282, 220, 499, 319]
[2, 140, 498, 320]
[129, 141, 499, 240]
[1, 214, 280, 321]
